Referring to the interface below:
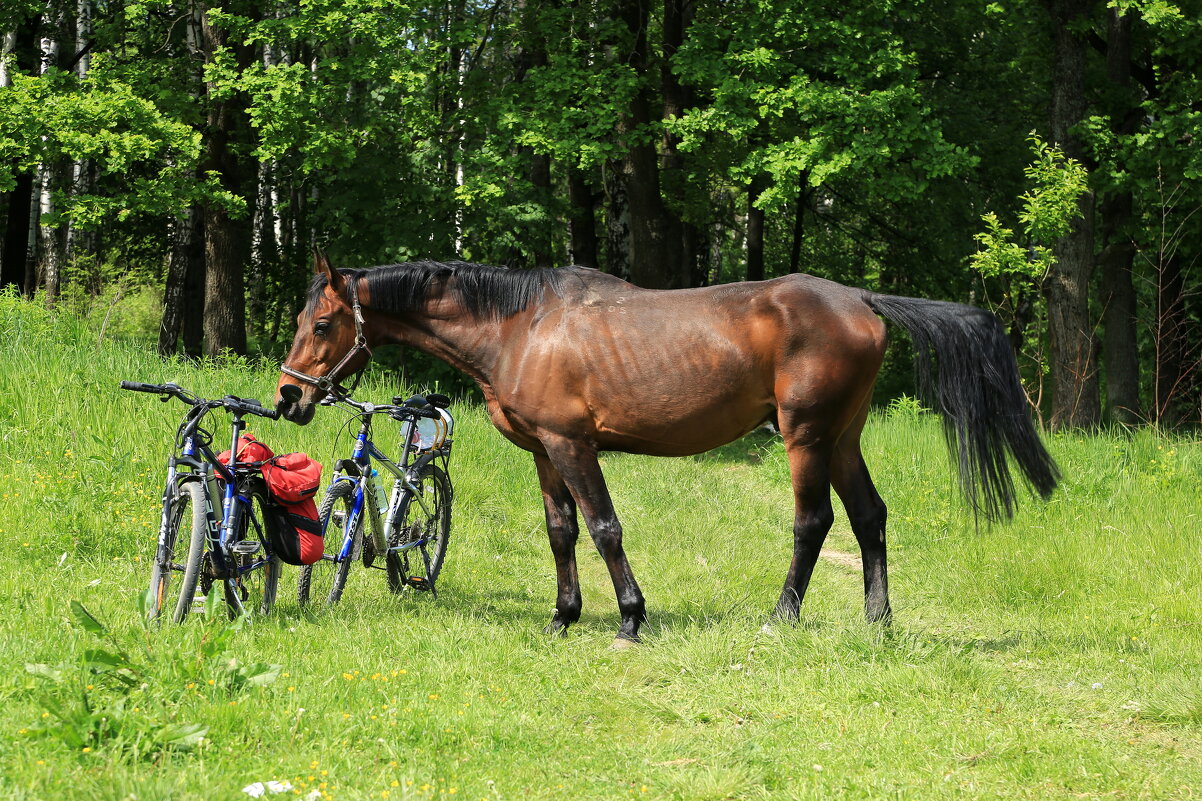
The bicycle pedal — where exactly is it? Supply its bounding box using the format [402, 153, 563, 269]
[406, 576, 432, 591]
[230, 540, 261, 555]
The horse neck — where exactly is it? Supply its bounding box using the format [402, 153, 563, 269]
[366, 302, 506, 386]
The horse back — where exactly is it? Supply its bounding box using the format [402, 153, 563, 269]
[489, 272, 886, 456]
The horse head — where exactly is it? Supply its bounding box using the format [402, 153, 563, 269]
[276, 252, 373, 424]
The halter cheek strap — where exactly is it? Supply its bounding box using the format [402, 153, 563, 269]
[280, 275, 373, 397]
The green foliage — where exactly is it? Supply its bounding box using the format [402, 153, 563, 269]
[970, 135, 1089, 283]
[21, 593, 281, 759]
[0, 68, 230, 222]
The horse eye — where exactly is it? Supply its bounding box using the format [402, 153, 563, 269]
[314, 321, 330, 337]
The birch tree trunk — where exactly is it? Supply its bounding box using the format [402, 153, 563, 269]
[36, 12, 63, 300]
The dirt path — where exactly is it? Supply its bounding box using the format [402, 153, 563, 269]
[819, 548, 862, 570]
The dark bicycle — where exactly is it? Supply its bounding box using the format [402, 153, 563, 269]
[121, 381, 283, 622]
[298, 393, 454, 607]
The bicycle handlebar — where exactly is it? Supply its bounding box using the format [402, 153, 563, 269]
[320, 392, 445, 421]
[121, 381, 280, 420]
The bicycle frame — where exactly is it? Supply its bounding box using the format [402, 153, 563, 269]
[324, 406, 450, 567]
[157, 403, 275, 612]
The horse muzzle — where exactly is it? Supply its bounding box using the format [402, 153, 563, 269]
[276, 383, 317, 425]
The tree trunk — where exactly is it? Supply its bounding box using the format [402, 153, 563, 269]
[789, 172, 810, 274]
[1043, 0, 1100, 429]
[567, 167, 598, 269]
[604, 163, 631, 279]
[660, 0, 698, 287]
[199, 3, 253, 356]
[746, 175, 767, 281]
[615, 0, 681, 289]
[2, 173, 34, 293]
[1098, 6, 1141, 424]
[36, 19, 62, 301]
[0, 31, 16, 86]
[1, 19, 38, 294]
[182, 210, 206, 359]
[159, 206, 204, 355]
[249, 157, 275, 339]
[64, 0, 94, 269]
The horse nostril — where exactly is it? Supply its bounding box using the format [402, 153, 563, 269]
[280, 384, 302, 405]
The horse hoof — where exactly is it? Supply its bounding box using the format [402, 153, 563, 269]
[610, 637, 638, 650]
[543, 622, 568, 638]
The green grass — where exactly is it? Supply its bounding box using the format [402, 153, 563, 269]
[1, 292, 1200, 800]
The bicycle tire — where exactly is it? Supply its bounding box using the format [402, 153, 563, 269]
[222, 487, 281, 618]
[298, 478, 359, 607]
[387, 464, 451, 594]
[147, 480, 207, 624]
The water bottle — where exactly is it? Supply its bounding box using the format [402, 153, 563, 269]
[370, 469, 388, 515]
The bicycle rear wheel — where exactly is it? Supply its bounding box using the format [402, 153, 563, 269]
[298, 478, 360, 607]
[387, 464, 451, 594]
[148, 480, 207, 623]
[222, 488, 281, 618]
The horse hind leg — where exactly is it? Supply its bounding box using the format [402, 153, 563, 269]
[830, 422, 891, 624]
[774, 429, 836, 621]
[533, 453, 582, 636]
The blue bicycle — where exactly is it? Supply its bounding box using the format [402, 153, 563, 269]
[122, 381, 283, 622]
[297, 393, 454, 606]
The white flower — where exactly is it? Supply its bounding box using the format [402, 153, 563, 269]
[266, 781, 293, 794]
[242, 784, 265, 798]
[1091, 682, 1103, 690]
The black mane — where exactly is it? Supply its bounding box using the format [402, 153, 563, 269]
[307, 261, 567, 320]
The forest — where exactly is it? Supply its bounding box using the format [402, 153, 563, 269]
[1, 0, 1200, 428]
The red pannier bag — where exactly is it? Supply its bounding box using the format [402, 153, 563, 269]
[216, 434, 275, 464]
[260, 453, 324, 566]
[216, 437, 324, 566]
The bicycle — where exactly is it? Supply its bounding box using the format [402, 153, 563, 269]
[297, 393, 454, 607]
[121, 381, 284, 622]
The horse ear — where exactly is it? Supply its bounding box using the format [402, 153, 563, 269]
[313, 248, 345, 293]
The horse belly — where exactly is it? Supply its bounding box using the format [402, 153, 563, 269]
[586, 343, 775, 456]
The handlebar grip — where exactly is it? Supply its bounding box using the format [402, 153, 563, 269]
[255, 406, 282, 420]
[120, 381, 161, 393]
[241, 400, 281, 420]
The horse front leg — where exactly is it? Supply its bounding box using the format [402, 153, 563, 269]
[540, 436, 646, 645]
[533, 453, 582, 636]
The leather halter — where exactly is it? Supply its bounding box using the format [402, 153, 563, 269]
[280, 275, 372, 397]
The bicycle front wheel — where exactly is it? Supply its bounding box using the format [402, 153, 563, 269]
[222, 488, 281, 618]
[298, 478, 360, 607]
[387, 464, 451, 594]
[147, 480, 206, 624]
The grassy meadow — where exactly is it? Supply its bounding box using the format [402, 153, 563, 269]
[1, 293, 1201, 800]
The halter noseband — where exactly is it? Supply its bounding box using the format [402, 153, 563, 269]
[280, 275, 372, 397]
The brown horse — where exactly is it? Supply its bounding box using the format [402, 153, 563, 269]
[277, 255, 1057, 644]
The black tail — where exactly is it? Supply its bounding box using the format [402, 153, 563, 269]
[864, 293, 1059, 522]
